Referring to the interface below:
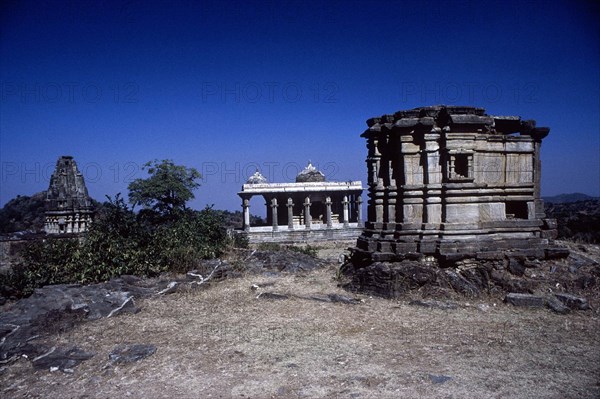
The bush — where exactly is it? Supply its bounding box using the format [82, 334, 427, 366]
[4, 237, 80, 296]
[5, 197, 230, 297]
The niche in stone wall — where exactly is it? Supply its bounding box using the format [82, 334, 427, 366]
[447, 152, 474, 182]
[505, 201, 529, 219]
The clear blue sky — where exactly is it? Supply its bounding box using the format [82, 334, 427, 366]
[1, 0, 599, 214]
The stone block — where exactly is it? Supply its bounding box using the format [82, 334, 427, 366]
[504, 293, 545, 307]
[554, 293, 589, 310]
[546, 296, 570, 314]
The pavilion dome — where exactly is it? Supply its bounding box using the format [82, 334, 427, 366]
[246, 169, 268, 184]
[296, 161, 326, 183]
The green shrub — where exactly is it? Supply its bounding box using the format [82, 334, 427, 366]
[6, 196, 230, 297]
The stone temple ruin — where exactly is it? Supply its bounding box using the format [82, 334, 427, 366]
[237, 162, 363, 243]
[44, 156, 94, 234]
[347, 105, 566, 297]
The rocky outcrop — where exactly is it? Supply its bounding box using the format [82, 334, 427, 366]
[344, 248, 599, 305]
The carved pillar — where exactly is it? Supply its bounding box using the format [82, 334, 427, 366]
[366, 133, 384, 228]
[356, 195, 363, 227]
[325, 196, 333, 228]
[271, 198, 278, 232]
[242, 198, 250, 231]
[287, 197, 294, 229]
[342, 195, 349, 228]
[424, 130, 442, 225]
[66, 215, 73, 233]
[304, 196, 311, 229]
[533, 139, 546, 219]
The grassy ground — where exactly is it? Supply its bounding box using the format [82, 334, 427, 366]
[2, 261, 599, 398]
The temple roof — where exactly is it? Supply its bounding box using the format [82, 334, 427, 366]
[363, 105, 550, 138]
[296, 162, 326, 183]
[46, 155, 93, 211]
[246, 169, 268, 184]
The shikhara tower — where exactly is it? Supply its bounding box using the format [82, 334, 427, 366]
[44, 156, 94, 234]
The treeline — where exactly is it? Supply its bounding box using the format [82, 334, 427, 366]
[0, 193, 263, 235]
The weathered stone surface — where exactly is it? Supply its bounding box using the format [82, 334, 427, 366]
[546, 296, 570, 314]
[32, 346, 95, 372]
[256, 292, 289, 300]
[504, 293, 545, 308]
[444, 270, 481, 297]
[508, 258, 526, 276]
[242, 250, 324, 273]
[0, 276, 175, 362]
[108, 344, 156, 364]
[554, 293, 589, 310]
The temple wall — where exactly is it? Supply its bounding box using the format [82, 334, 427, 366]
[354, 105, 557, 261]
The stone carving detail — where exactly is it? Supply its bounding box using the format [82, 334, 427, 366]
[44, 156, 94, 234]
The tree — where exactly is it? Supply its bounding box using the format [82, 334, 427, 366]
[128, 159, 201, 216]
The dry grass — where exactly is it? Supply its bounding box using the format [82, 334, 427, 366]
[2, 263, 599, 399]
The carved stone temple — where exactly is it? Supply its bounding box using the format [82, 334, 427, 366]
[44, 156, 94, 234]
[237, 162, 364, 243]
[348, 105, 562, 288]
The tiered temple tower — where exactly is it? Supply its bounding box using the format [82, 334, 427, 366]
[44, 156, 94, 234]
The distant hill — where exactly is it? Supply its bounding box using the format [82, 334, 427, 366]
[542, 193, 599, 203]
[0, 192, 47, 234]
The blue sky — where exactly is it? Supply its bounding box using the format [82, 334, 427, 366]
[1, 0, 599, 214]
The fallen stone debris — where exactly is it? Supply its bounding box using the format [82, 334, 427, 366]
[504, 292, 591, 315]
[108, 344, 157, 365]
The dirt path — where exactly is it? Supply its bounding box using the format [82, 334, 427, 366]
[2, 263, 599, 398]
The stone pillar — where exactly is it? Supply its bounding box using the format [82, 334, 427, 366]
[287, 197, 294, 229]
[342, 195, 349, 228]
[242, 198, 250, 231]
[325, 196, 333, 228]
[304, 196, 311, 230]
[356, 195, 363, 227]
[66, 215, 73, 233]
[424, 130, 442, 225]
[366, 134, 385, 228]
[533, 140, 546, 219]
[271, 198, 278, 232]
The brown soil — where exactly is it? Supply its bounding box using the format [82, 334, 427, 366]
[2, 244, 600, 398]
